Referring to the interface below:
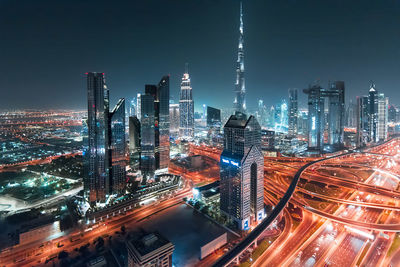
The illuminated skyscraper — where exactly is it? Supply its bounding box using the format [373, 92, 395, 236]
[368, 82, 379, 142]
[233, 2, 246, 114]
[129, 116, 141, 168]
[288, 89, 298, 136]
[169, 103, 180, 138]
[140, 94, 156, 178]
[207, 106, 221, 128]
[220, 114, 264, 230]
[356, 96, 369, 147]
[136, 93, 141, 120]
[110, 98, 126, 195]
[377, 93, 388, 141]
[157, 76, 170, 170]
[86, 72, 110, 203]
[304, 81, 345, 151]
[179, 68, 194, 139]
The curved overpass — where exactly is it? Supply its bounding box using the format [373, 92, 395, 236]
[212, 153, 347, 267]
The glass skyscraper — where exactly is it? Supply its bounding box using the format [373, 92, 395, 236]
[288, 88, 298, 136]
[220, 114, 264, 230]
[86, 72, 110, 203]
[179, 70, 194, 140]
[233, 2, 246, 113]
[140, 94, 156, 178]
[110, 98, 126, 195]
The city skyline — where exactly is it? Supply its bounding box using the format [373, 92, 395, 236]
[2, 0, 400, 110]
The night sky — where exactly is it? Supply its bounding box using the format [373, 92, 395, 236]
[1, 0, 400, 111]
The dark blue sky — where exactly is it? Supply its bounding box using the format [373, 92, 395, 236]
[1, 0, 400, 111]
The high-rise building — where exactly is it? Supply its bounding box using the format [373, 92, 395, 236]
[368, 82, 379, 143]
[129, 116, 141, 169]
[220, 114, 264, 230]
[257, 100, 266, 127]
[86, 72, 110, 203]
[169, 103, 180, 138]
[157, 76, 170, 170]
[356, 96, 370, 147]
[233, 2, 246, 114]
[377, 93, 388, 142]
[297, 109, 308, 136]
[388, 105, 397, 123]
[140, 94, 156, 178]
[303, 81, 345, 151]
[345, 99, 357, 127]
[304, 84, 325, 150]
[288, 89, 298, 136]
[110, 98, 126, 195]
[207, 106, 221, 128]
[326, 81, 345, 147]
[179, 69, 194, 139]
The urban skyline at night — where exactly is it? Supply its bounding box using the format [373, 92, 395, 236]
[2, 0, 400, 110]
[2, 1, 400, 267]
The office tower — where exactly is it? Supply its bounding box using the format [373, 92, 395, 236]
[275, 99, 288, 133]
[377, 93, 388, 141]
[389, 105, 397, 123]
[368, 82, 379, 142]
[110, 98, 126, 195]
[327, 81, 345, 147]
[220, 114, 264, 230]
[288, 89, 298, 136]
[157, 76, 170, 170]
[207, 106, 221, 128]
[126, 232, 174, 267]
[169, 103, 180, 137]
[233, 2, 246, 114]
[136, 93, 141, 120]
[304, 84, 325, 151]
[345, 99, 357, 127]
[304, 81, 345, 151]
[356, 96, 369, 147]
[179, 68, 194, 139]
[86, 72, 110, 203]
[129, 116, 141, 168]
[140, 94, 156, 178]
[297, 110, 308, 135]
[202, 104, 207, 120]
[144, 76, 170, 170]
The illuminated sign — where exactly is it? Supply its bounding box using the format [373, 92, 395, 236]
[222, 159, 229, 164]
[258, 211, 263, 221]
[230, 160, 239, 167]
[244, 220, 249, 230]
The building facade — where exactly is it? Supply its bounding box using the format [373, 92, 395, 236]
[86, 72, 110, 203]
[110, 98, 126, 195]
[288, 88, 298, 136]
[233, 2, 246, 113]
[140, 94, 156, 178]
[220, 115, 264, 230]
[169, 103, 180, 138]
[129, 116, 141, 169]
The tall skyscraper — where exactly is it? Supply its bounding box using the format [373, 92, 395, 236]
[377, 93, 388, 141]
[86, 72, 110, 203]
[157, 76, 170, 170]
[327, 81, 345, 146]
[220, 114, 264, 230]
[233, 2, 246, 114]
[179, 68, 194, 139]
[257, 100, 266, 127]
[304, 81, 345, 151]
[169, 103, 180, 138]
[110, 98, 126, 195]
[345, 99, 357, 127]
[129, 116, 141, 169]
[136, 93, 141, 120]
[356, 96, 370, 147]
[368, 82, 379, 143]
[140, 94, 156, 178]
[304, 84, 325, 150]
[288, 89, 298, 136]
